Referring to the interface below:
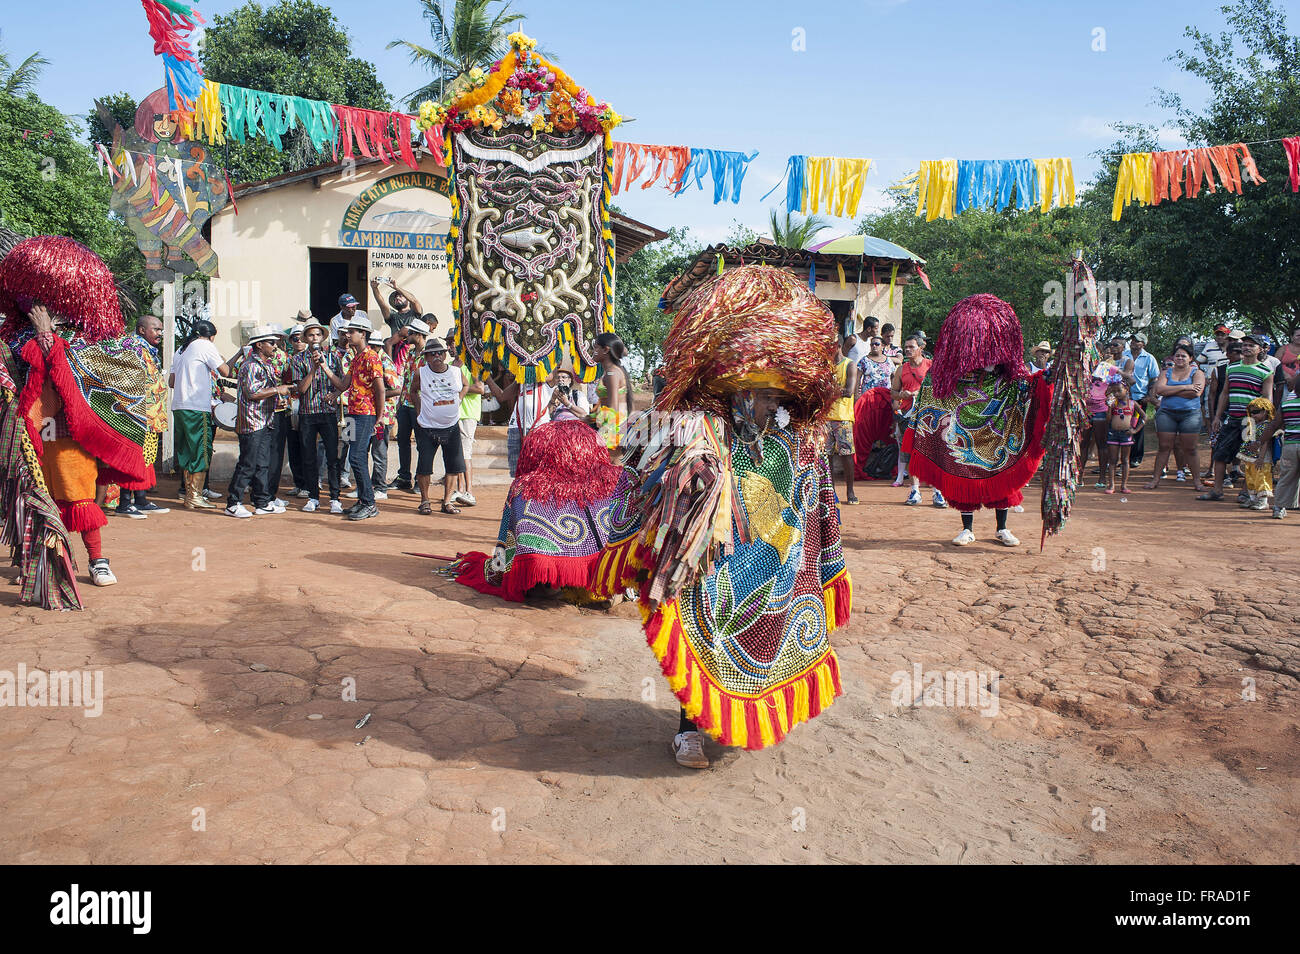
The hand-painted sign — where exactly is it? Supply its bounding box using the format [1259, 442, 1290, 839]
[338, 171, 452, 249]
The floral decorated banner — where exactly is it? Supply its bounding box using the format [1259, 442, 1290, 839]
[419, 32, 622, 385]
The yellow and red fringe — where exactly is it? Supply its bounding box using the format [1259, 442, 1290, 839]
[642, 595, 845, 751]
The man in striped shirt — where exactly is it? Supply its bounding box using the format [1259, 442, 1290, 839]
[289, 319, 345, 513]
[1202, 334, 1274, 501]
[226, 326, 292, 518]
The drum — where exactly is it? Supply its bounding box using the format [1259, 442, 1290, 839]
[213, 402, 238, 432]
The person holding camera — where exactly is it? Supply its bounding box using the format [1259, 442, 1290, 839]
[289, 319, 345, 513]
[548, 365, 590, 422]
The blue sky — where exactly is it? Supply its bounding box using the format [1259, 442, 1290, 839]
[4, 0, 1272, 243]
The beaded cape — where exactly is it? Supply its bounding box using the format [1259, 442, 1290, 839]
[591, 426, 851, 750]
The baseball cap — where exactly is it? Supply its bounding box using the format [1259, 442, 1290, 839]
[1242, 333, 1265, 345]
[1228, 329, 1246, 340]
[1214, 323, 1231, 334]
[338, 293, 359, 307]
[346, 314, 373, 333]
[406, 317, 431, 336]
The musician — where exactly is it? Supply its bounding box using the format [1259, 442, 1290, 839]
[224, 325, 292, 518]
[316, 315, 386, 521]
[170, 319, 229, 509]
[288, 318, 345, 514]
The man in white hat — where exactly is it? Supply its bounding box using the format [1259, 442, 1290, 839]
[288, 318, 345, 513]
[390, 316, 430, 492]
[352, 326, 400, 500]
[411, 337, 468, 514]
[281, 317, 310, 496]
[1029, 341, 1053, 375]
[225, 325, 292, 518]
[316, 314, 386, 520]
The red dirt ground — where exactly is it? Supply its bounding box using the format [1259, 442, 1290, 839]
[1, 472, 1296, 863]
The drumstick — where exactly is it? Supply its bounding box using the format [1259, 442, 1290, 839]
[403, 552, 458, 561]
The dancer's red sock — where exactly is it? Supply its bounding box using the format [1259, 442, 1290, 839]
[81, 528, 103, 561]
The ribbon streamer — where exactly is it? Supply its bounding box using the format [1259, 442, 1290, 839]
[1114, 143, 1266, 220]
[612, 142, 691, 194]
[673, 148, 758, 204]
[1285, 137, 1300, 193]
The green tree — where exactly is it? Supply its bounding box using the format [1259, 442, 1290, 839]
[767, 209, 831, 249]
[1090, 0, 1300, 341]
[613, 225, 701, 378]
[0, 31, 49, 96]
[0, 91, 147, 318]
[87, 92, 139, 149]
[201, 0, 391, 182]
[856, 195, 1101, 350]
[388, 0, 527, 110]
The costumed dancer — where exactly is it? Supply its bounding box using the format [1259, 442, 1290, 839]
[449, 360, 621, 600]
[900, 294, 1051, 548]
[0, 236, 168, 592]
[589, 265, 851, 769]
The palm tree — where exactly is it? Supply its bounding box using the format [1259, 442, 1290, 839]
[0, 31, 50, 96]
[387, 0, 527, 109]
[767, 209, 832, 250]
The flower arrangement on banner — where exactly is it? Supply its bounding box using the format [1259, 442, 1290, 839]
[416, 32, 621, 137]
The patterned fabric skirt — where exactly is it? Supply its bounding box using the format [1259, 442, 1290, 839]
[901, 370, 1050, 510]
[453, 420, 625, 601]
[595, 406, 625, 450]
[593, 428, 852, 750]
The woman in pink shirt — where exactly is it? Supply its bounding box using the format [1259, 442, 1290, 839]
[1082, 364, 1113, 486]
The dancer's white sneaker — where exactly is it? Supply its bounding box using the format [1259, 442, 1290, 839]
[952, 529, 976, 546]
[671, 731, 709, 769]
[995, 529, 1020, 547]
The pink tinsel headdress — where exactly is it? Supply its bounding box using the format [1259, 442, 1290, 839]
[931, 293, 1030, 399]
[0, 236, 125, 344]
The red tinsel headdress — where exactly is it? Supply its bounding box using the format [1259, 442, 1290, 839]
[657, 264, 838, 428]
[931, 293, 1030, 399]
[0, 236, 126, 344]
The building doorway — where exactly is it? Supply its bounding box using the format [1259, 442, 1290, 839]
[308, 248, 367, 326]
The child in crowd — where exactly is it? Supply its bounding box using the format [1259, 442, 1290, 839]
[1105, 380, 1143, 495]
[1238, 397, 1275, 511]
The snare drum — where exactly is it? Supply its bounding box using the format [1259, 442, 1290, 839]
[213, 402, 238, 432]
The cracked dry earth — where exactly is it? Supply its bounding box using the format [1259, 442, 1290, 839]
[1, 475, 1296, 864]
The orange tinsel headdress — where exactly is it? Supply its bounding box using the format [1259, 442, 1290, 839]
[657, 264, 838, 427]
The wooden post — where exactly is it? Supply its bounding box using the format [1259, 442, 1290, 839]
[161, 280, 176, 471]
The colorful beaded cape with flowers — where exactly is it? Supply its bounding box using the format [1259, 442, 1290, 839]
[418, 33, 622, 385]
[592, 425, 851, 751]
